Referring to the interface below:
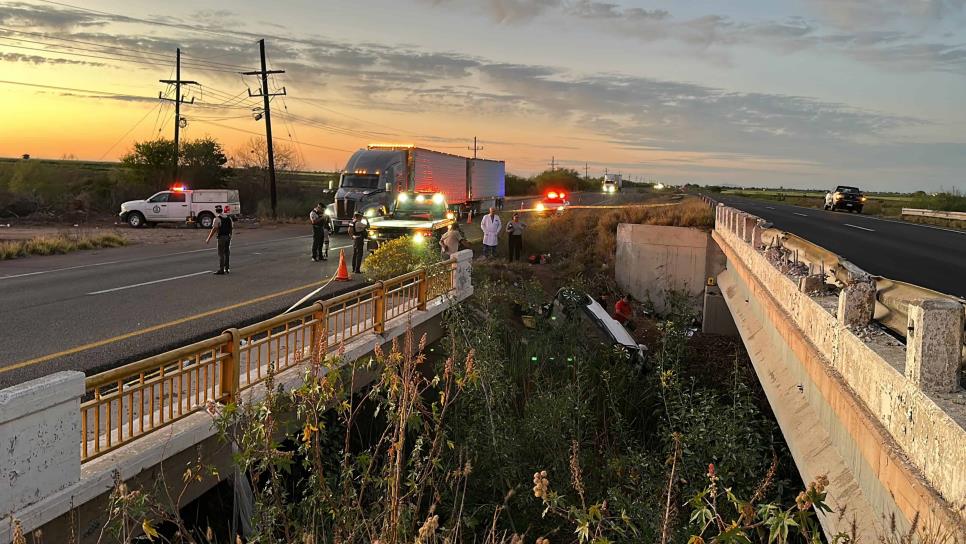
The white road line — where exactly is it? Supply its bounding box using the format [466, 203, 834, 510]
[87, 271, 212, 295]
[0, 233, 316, 282]
[793, 212, 809, 217]
[766, 206, 776, 210]
[0, 260, 121, 280]
[844, 223, 875, 232]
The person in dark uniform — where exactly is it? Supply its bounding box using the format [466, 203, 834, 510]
[349, 211, 369, 274]
[205, 205, 233, 275]
[309, 202, 332, 261]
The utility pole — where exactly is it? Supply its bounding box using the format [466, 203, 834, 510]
[243, 39, 286, 219]
[159, 48, 197, 183]
[549, 156, 556, 172]
[468, 137, 482, 159]
[584, 162, 589, 180]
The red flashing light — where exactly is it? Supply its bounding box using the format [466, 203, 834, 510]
[171, 184, 187, 192]
[559, 192, 567, 199]
[547, 191, 558, 199]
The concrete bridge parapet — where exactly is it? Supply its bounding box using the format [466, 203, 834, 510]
[711, 208, 965, 540]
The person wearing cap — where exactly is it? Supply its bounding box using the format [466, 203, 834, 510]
[348, 211, 370, 274]
[205, 204, 233, 275]
[309, 202, 332, 261]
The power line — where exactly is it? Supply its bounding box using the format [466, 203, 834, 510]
[193, 119, 351, 152]
[99, 101, 162, 160]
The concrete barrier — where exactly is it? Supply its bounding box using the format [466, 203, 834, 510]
[713, 207, 966, 539]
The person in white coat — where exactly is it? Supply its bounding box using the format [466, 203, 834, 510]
[480, 207, 502, 258]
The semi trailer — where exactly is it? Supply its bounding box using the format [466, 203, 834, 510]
[326, 145, 505, 231]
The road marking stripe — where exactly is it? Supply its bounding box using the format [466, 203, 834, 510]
[0, 260, 121, 280]
[766, 206, 776, 210]
[0, 233, 316, 282]
[793, 212, 809, 217]
[844, 223, 875, 232]
[0, 277, 343, 375]
[87, 271, 212, 295]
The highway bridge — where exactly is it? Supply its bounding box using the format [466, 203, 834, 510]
[2, 195, 963, 542]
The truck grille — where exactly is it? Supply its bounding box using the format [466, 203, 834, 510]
[336, 198, 355, 220]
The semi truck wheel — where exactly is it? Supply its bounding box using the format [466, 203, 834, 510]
[127, 212, 146, 228]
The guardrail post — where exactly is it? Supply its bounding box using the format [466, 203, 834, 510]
[220, 328, 241, 403]
[837, 280, 876, 328]
[742, 215, 756, 243]
[311, 301, 326, 358]
[373, 281, 386, 334]
[905, 300, 964, 393]
[751, 221, 765, 248]
[417, 269, 429, 310]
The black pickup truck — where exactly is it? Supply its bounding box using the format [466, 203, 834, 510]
[824, 186, 867, 213]
[366, 191, 457, 249]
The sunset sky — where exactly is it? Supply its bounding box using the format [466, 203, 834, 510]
[2, 0, 965, 191]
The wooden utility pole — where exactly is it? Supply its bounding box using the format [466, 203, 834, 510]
[549, 156, 556, 172]
[159, 48, 197, 183]
[243, 39, 286, 219]
[584, 162, 589, 179]
[468, 136, 483, 159]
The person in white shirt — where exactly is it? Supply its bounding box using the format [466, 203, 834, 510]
[439, 224, 463, 259]
[480, 207, 502, 258]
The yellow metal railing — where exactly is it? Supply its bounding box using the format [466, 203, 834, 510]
[80, 259, 458, 462]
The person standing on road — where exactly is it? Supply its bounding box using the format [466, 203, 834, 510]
[205, 205, 233, 275]
[480, 207, 501, 259]
[310, 202, 332, 261]
[505, 213, 526, 262]
[439, 224, 463, 259]
[349, 211, 369, 274]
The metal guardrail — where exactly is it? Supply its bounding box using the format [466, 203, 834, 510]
[80, 259, 458, 462]
[901, 208, 966, 222]
[712, 201, 965, 345]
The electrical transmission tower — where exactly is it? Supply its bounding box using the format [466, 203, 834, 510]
[159, 48, 198, 183]
[243, 39, 286, 219]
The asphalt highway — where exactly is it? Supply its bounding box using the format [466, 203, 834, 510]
[711, 194, 966, 299]
[0, 191, 629, 386]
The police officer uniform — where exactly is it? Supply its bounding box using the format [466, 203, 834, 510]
[211, 207, 233, 274]
[349, 212, 369, 274]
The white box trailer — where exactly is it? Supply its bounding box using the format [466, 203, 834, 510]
[468, 158, 505, 202]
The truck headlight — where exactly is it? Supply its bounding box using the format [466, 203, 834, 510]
[324, 207, 333, 217]
[365, 208, 376, 217]
[413, 233, 425, 244]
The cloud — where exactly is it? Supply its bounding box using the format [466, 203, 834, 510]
[0, 52, 104, 66]
[808, 0, 966, 29]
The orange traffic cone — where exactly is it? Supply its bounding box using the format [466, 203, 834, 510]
[334, 249, 351, 281]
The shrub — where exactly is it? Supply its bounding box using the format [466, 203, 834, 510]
[362, 235, 441, 281]
[0, 232, 127, 260]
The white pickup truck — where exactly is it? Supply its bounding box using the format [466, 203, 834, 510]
[119, 186, 241, 228]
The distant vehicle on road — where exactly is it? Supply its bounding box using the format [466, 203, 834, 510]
[119, 185, 241, 228]
[535, 190, 570, 216]
[543, 287, 646, 366]
[602, 173, 622, 193]
[326, 145, 505, 233]
[824, 186, 866, 213]
[366, 191, 456, 250]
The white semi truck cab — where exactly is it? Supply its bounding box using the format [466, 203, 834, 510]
[119, 185, 241, 228]
[602, 173, 622, 193]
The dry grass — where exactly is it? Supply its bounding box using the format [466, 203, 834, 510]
[524, 198, 713, 270]
[0, 232, 127, 260]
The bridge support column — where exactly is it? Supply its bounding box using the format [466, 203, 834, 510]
[905, 299, 964, 393]
[836, 280, 875, 328]
[0, 371, 84, 518]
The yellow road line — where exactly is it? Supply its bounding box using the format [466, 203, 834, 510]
[0, 278, 337, 375]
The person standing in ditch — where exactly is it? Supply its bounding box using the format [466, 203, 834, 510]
[480, 207, 502, 258]
[505, 212, 526, 262]
[205, 205, 233, 275]
[349, 211, 370, 274]
[309, 202, 332, 261]
[613, 294, 634, 330]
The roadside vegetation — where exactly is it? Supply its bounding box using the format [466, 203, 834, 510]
[0, 231, 127, 260]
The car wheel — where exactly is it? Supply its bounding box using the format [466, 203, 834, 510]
[197, 212, 214, 229]
[127, 212, 145, 228]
